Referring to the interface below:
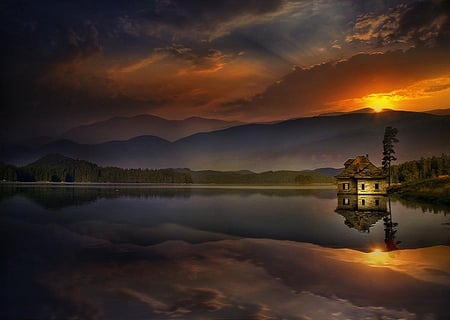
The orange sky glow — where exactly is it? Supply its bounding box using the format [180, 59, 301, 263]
[1, 0, 449, 139]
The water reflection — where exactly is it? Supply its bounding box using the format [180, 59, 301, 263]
[1, 186, 449, 319]
[1, 186, 448, 251]
[0, 184, 335, 209]
[335, 195, 402, 251]
[335, 194, 388, 232]
[384, 200, 401, 251]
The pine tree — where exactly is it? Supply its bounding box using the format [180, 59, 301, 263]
[382, 126, 399, 186]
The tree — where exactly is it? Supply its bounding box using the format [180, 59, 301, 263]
[382, 126, 399, 186]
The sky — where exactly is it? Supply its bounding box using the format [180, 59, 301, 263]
[1, 0, 450, 141]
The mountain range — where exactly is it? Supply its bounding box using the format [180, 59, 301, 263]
[1, 110, 449, 171]
[60, 114, 244, 143]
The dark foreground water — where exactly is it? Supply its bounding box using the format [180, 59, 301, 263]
[1, 185, 449, 319]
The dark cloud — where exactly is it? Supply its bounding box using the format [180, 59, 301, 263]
[347, 0, 450, 46]
[50, 23, 102, 63]
[136, 0, 288, 31]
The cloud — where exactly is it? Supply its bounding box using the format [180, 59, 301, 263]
[346, 0, 450, 47]
[2, 0, 449, 141]
[218, 46, 450, 120]
[123, 0, 295, 40]
[50, 22, 103, 63]
[105, 44, 274, 119]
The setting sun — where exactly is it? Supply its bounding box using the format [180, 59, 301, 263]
[362, 93, 396, 112]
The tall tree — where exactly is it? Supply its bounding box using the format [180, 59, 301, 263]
[382, 126, 399, 186]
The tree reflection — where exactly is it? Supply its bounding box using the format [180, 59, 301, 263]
[335, 195, 401, 251]
[384, 199, 401, 251]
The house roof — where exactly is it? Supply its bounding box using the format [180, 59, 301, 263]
[336, 155, 386, 179]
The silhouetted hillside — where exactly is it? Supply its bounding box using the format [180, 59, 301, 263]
[61, 114, 244, 143]
[1, 111, 449, 170]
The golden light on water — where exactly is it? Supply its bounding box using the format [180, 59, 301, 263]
[364, 247, 392, 266]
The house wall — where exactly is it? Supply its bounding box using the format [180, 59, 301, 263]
[337, 178, 357, 194]
[356, 178, 387, 195]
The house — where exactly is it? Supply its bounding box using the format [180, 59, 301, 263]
[335, 155, 387, 212]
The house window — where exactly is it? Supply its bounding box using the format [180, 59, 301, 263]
[375, 199, 379, 206]
[343, 198, 350, 205]
[375, 183, 379, 190]
[361, 199, 365, 206]
[343, 183, 350, 190]
[361, 183, 365, 191]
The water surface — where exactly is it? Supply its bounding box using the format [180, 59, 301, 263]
[1, 185, 449, 319]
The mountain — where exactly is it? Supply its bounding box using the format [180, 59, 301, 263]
[60, 114, 244, 143]
[318, 107, 380, 117]
[424, 108, 450, 116]
[2, 111, 449, 171]
[313, 167, 343, 176]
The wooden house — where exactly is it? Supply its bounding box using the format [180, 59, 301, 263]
[335, 155, 387, 212]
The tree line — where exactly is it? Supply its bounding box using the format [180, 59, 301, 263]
[0, 154, 335, 185]
[0, 154, 193, 183]
[390, 154, 450, 183]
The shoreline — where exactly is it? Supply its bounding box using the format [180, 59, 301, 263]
[0, 181, 337, 190]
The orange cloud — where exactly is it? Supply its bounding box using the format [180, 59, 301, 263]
[330, 76, 450, 112]
[106, 47, 277, 119]
[218, 46, 450, 121]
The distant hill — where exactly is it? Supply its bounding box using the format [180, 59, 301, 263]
[314, 167, 343, 176]
[318, 107, 379, 117]
[423, 108, 450, 116]
[60, 114, 244, 143]
[1, 153, 192, 183]
[0, 154, 334, 185]
[1, 111, 449, 171]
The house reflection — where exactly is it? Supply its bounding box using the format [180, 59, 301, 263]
[335, 195, 400, 251]
[336, 194, 387, 212]
[336, 194, 388, 232]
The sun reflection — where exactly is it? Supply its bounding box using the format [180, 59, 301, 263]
[365, 248, 392, 266]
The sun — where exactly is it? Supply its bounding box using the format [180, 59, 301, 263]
[362, 93, 396, 112]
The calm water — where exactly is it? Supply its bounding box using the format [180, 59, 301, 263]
[1, 185, 450, 319]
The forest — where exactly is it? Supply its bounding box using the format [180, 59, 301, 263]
[1, 153, 449, 185]
[0, 154, 193, 183]
[0, 154, 334, 184]
[390, 154, 450, 183]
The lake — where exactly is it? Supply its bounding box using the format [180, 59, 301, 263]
[1, 185, 449, 319]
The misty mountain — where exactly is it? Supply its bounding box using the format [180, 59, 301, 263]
[2, 111, 449, 171]
[60, 114, 244, 143]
